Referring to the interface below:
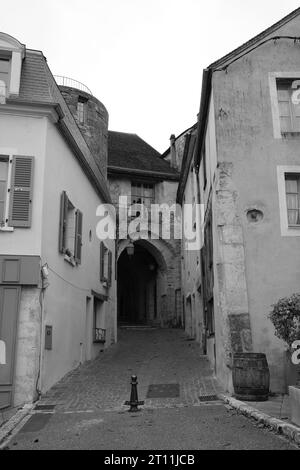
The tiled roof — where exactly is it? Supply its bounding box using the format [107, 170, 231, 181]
[108, 131, 179, 178]
[8, 50, 111, 203]
[17, 52, 53, 103]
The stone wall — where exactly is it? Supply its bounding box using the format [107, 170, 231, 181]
[109, 176, 182, 327]
[14, 287, 41, 407]
[59, 86, 109, 178]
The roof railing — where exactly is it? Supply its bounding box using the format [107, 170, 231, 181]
[54, 75, 93, 95]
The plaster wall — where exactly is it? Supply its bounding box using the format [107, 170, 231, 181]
[211, 17, 300, 391]
[39, 120, 116, 393]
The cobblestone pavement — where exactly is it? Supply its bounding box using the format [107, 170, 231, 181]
[40, 328, 222, 412]
[5, 329, 297, 450]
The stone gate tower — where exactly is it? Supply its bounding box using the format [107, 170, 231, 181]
[55, 76, 109, 177]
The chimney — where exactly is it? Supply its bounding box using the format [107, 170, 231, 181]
[170, 134, 177, 169]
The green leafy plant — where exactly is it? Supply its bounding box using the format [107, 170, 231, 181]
[269, 294, 300, 348]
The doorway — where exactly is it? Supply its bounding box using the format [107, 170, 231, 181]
[117, 243, 158, 325]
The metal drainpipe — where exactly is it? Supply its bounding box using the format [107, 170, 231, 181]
[37, 286, 46, 399]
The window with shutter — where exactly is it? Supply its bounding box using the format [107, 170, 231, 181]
[59, 192, 83, 265]
[59, 191, 68, 253]
[0, 156, 9, 226]
[107, 250, 112, 287]
[74, 210, 83, 264]
[8, 156, 34, 228]
[100, 241, 106, 282]
[100, 242, 111, 286]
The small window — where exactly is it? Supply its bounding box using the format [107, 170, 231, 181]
[0, 156, 9, 226]
[285, 174, 300, 226]
[277, 79, 300, 133]
[0, 58, 10, 100]
[77, 96, 87, 124]
[131, 182, 154, 217]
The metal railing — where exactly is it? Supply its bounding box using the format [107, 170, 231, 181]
[54, 75, 93, 95]
[93, 327, 106, 344]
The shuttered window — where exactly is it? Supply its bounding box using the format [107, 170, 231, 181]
[100, 242, 112, 287]
[0, 157, 8, 225]
[100, 241, 107, 282]
[59, 191, 68, 253]
[59, 191, 83, 264]
[74, 210, 83, 264]
[107, 250, 112, 287]
[8, 156, 34, 228]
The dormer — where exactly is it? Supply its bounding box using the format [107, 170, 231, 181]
[0, 33, 25, 103]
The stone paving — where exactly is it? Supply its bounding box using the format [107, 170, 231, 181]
[249, 394, 291, 422]
[40, 328, 222, 412]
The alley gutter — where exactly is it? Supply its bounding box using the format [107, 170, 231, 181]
[219, 394, 300, 446]
[0, 403, 34, 448]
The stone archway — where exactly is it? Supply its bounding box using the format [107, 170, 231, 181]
[117, 236, 181, 327]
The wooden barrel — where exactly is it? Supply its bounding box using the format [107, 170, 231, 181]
[232, 353, 270, 401]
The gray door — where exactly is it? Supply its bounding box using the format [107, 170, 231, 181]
[0, 286, 20, 409]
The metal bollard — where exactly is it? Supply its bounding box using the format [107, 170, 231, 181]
[125, 375, 144, 412]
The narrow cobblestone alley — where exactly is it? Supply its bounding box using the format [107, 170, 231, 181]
[3, 329, 297, 450]
[39, 328, 222, 412]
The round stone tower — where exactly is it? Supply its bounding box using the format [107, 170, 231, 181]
[55, 77, 109, 177]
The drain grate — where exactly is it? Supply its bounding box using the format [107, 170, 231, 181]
[34, 404, 56, 411]
[21, 413, 53, 433]
[198, 394, 219, 402]
[147, 383, 180, 398]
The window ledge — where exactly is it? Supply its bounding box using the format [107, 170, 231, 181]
[64, 254, 76, 267]
[0, 226, 14, 232]
[288, 225, 300, 229]
[281, 132, 300, 138]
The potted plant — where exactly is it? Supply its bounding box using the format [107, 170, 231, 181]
[269, 293, 300, 389]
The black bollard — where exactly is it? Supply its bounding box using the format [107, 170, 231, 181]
[125, 375, 144, 412]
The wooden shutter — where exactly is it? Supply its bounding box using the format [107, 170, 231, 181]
[74, 209, 83, 264]
[107, 250, 112, 287]
[100, 242, 106, 282]
[59, 191, 68, 253]
[8, 156, 34, 227]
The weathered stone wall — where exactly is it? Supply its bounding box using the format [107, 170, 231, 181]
[211, 16, 300, 392]
[14, 287, 41, 407]
[213, 162, 253, 391]
[59, 86, 109, 178]
[109, 176, 182, 327]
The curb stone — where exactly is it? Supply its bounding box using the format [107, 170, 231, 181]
[0, 403, 34, 447]
[219, 394, 300, 446]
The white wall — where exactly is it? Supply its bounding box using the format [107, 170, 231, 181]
[0, 113, 47, 255]
[40, 120, 116, 393]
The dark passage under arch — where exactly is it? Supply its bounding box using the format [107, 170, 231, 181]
[117, 244, 158, 325]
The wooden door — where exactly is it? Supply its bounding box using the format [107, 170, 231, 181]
[0, 286, 20, 409]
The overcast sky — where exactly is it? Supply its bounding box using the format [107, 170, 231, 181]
[2, 0, 300, 152]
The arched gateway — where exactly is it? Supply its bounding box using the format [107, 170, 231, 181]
[117, 237, 181, 328]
